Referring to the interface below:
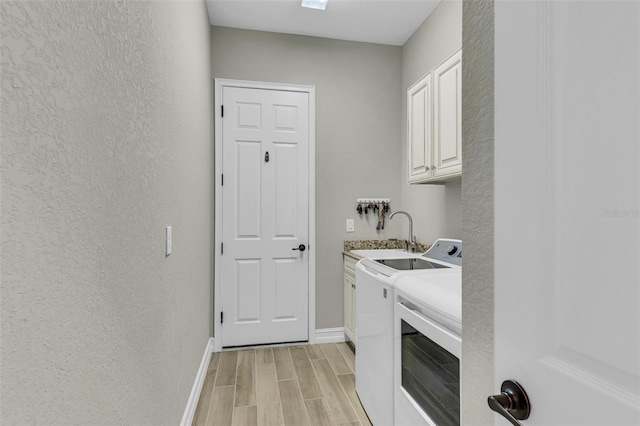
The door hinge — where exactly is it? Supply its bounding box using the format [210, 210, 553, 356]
[220, 311, 224, 324]
[221, 174, 224, 186]
[221, 105, 224, 117]
[221, 242, 224, 254]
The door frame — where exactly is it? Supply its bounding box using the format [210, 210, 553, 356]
[213, 78, 316, 352]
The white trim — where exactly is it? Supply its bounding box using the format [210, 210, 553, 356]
[213, 79, 222, 352]
[308, 86, 317, 344]
[180, 337, 215, 426]
[314, 327, 346, 344]
[213, 79, 316, 352]
[214, 79, 223, 352]
[215, 78, 315, 94]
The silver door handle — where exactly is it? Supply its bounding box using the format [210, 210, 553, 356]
[487, 380, 531, 426]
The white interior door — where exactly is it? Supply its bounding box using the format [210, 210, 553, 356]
[219, 84, 310, 348]
[494, 1, 639, 425]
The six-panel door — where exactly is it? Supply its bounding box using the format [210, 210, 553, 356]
[221, 86, 310, 348]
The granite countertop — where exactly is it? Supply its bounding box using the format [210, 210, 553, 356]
[343, 239, 431, 260]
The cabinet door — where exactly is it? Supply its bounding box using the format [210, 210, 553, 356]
[350, 278, 356, 340]
[344, 272, 355, 343]
[343, 256, 357, 344]
[433, 49, 462, 178]
[407, 74, 433, 183]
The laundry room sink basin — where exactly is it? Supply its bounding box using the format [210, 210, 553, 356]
[350, 249, 417, 258]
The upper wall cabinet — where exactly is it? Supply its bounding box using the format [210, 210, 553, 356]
[408, 49, 462, 184]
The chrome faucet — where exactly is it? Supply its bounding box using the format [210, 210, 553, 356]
[389, 211, 416, 252]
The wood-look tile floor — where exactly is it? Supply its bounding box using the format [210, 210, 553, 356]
[192, 343, 372, 426]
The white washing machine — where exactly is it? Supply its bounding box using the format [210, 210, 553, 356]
[355, 239, 462, 426]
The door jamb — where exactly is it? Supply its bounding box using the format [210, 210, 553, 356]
[213, 78, 316, 352]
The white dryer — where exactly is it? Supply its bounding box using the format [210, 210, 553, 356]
[355, 239, 462, 426]
[394, 273, 461, 426]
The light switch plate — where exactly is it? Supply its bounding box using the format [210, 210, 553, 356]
[166, 226, 172, 256]
[346, 219, 355, 233]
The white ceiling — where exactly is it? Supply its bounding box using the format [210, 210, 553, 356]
[205, 0, 442, 46]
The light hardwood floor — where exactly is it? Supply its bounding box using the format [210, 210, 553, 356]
[192, 343, 372, 426]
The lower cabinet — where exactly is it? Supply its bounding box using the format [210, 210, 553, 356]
[344, 255, 357, 344]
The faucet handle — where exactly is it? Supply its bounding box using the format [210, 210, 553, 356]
[402, 240, 417, 253]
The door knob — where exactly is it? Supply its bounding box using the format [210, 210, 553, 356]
[292, 244, 306, 252]
[487, 380, 531, 426]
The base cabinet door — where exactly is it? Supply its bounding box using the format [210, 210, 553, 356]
[344, 256, 357, 344]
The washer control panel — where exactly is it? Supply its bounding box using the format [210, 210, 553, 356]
[422, 239, 462, 266]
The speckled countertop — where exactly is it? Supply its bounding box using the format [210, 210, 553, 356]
[343, 239, 431, 260]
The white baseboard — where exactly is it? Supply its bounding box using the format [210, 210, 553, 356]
[181, 337, 215, 426]
[314, 327, 346, 344]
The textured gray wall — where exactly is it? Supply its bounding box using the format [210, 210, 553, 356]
[400, 0, 463, 243]
[211, 26, 403, 329]
[461, 0, 494, 424]
[1, 1, 213, 424]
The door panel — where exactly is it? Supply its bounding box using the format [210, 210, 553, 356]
[411, 88, 427, 170]
[273, 142, 298, 237]
[235, 141, 262, 239]
[221, 86, 309, 347]
[274, 105, 298, 131]
[495, 1, 639, 424]
[236, 259, 261, 323]
[438, 67, 458, 161]
[274, 258, 297, 320]
[236, 102, 262, 129]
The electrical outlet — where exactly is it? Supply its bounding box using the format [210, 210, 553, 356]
[346, 219, 355, 233]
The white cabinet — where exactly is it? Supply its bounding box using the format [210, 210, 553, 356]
[408, 73, 433, 183]
[343, 255, 357, 344]
[433, 49, 462, 178]
[407, 49, 462, 183]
